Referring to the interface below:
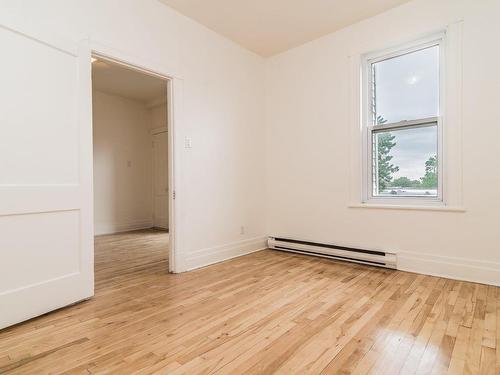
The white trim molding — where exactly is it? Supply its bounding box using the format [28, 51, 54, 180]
[348, 203, 465, 212]
[94, 219, 154, 236]
[398, 251, 500, 287]
[185, 236, 268, 271]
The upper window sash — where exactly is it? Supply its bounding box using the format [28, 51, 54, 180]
[363, 34, 445, 127]
[364, 34, 445, 69]
[369, 116, 438, 132]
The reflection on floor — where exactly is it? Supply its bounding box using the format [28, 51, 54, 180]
[0, 232, 499, 374]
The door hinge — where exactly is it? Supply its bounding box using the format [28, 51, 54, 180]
[173, 191, 176, 199]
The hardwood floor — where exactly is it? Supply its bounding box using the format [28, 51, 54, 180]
[0, 231, 499, 374]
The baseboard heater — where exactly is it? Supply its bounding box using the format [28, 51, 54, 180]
[268, 237, 397, 269]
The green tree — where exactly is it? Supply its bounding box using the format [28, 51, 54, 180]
[375, 116, 399, 192]
[391, 176, 422, 188]
[391, 176, 413, 187]
[420, 155, 438, 188]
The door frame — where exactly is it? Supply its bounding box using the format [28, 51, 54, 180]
[83, 40, 181, 273]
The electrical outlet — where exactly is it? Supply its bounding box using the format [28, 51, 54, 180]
[240, 226, 245, 235]
[184, 137, 192, 148]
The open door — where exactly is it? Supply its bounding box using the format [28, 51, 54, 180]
[153, 131, 169, 230]
[0, 27, 94, 329]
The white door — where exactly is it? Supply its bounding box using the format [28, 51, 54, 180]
[153, 132, 168, 230]
[0, 27, 93, 329]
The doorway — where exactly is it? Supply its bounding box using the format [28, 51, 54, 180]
[91, 54, 172, 279]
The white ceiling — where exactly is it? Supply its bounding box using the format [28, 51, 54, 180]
[92, 59, 167, 104]
[159, 0, 412, 57]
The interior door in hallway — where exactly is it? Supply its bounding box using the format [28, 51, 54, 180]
[153, 131, 168, 230]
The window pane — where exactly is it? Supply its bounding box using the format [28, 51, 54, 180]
[373, 45, 439, 124]
[372, 125, 438, 197]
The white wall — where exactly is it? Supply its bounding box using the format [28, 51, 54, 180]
[265, 0, 500, 285]
[0, 0, 267, 277]
[93, 91, 153, 235]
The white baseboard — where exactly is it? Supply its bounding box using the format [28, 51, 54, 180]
[153, 217, 168, 230]
[185, 236, 268, 271]
[94, 219, 153, 236]
[397, 251, 500, 287]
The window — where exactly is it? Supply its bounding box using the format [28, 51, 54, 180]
[362, 35, 443, 204]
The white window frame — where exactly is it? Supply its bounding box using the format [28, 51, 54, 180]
[361, 33, 446, 206]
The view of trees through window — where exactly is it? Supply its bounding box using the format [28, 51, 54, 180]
[374, 116, 438, 196]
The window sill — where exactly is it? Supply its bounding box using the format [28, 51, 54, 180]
[348, 203, 466, 212]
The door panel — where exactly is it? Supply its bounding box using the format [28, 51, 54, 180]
[153, 132, 168, 229]
[0, 211, 80, 292]
[0, 27, 93, 329]
[0, 28, 79, 184]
